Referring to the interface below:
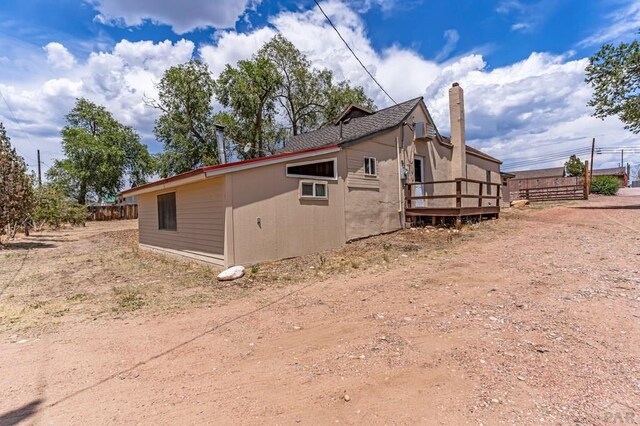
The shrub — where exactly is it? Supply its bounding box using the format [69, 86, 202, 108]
[591, 175, 620, 195]
[32, 186, 89, 228]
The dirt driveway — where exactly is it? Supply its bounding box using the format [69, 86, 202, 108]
[1, 192, 639, 425]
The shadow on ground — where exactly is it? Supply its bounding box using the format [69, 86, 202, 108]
[0, 399, 43, 425]
[0, 242, 56, 250]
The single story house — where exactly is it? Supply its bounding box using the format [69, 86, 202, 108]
[121, 83, 503, 267]
[592, 167, 629, 187]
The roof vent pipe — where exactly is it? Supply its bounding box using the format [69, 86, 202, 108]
[215, 125, 226, 165]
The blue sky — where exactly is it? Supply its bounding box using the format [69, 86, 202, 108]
[0, 0, 638, 176]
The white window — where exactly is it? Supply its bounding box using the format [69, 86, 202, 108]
[286, 158, 337, 180]
[300, 181, 328, 199]
[364, 157, 377, 177]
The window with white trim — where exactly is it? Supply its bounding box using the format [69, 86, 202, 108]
[286, 159, 336, 179]
[364, 157, 377, 177]
[300, 181, 328, 199]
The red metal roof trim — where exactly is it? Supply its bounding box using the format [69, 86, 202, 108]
[120, 144, 340, 196]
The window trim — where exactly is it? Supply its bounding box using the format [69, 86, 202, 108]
[364, 156, 377, 177]
[299, 180, 329, 200]
[285, 158, 338, 180]
[157, 191, 177, 231]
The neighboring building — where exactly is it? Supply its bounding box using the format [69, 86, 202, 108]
[592, 167, 628, 187]
[509, 167, 566, 180]
[121, 83, 503, 267]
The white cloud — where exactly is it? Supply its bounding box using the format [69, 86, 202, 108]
[0, 0, 635, 179]
[435, 29, 460, 62]
[89, 0, 261, 34]
[43, 42, 76, 69]
[578, 1, 640, 47]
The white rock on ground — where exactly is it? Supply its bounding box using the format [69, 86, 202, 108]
[217, 265, 245, 281]
[510, 199, 530, 208]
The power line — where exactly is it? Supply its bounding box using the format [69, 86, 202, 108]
[312, 0, 397, 105]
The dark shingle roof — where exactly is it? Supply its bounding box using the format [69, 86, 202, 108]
[593, 167, 626, 176]
[282, 97, 422, 153]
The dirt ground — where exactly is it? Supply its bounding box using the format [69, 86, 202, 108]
[1, 190, 639, 425]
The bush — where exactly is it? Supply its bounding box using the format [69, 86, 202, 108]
[591, 175, 620, 195]
[32, 186, 89, 228]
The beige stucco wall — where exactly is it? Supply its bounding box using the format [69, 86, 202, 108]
[465, 154, 501, 207]
[137, 177, 225, 263]
[344, 130, 403, 240]
[225, 151, 346, 266]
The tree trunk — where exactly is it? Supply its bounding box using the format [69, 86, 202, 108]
[78, 181, 87, 205]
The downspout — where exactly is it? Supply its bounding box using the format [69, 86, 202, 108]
[396, 135, 405, 229]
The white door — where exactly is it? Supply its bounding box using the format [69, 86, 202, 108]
[414, 156, 425, 207]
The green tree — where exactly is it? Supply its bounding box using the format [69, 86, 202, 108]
[322, 80, 375, 125]
[148, 60, 221, 177]
[0, 122, 33, 242]
[258, 35, 375, 134]
[215, 56, 283, 159]
[564, 154, 585, 177]
[47, 98, 153, 204]
[585, 35, 640, 132]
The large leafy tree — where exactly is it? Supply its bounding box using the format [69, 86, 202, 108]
[585, 35, 640, 132]
[258, 35, 375, 134]
[215, 56, 283, 159]
[0, 123, 33, 241]
[564, 154, 585, 177]
[148, 60, 221, 177]
[47, 98, 154, 204]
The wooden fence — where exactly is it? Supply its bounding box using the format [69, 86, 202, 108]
[87, 204, 138, 221]
[507, 176, 587, 202]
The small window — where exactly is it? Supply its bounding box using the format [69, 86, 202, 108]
[364, 157, 377, 177]
[286, 159, 336, 179]
[486, 170, 492, 195]
[158, 192, 176, 230]
[300, 181, 328, 199]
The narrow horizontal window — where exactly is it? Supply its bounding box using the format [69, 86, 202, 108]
[286, 159, 336, 179]
[300, 181, 328, 199]
[364, 157, 377, 177]
[157, 192, 176, 230]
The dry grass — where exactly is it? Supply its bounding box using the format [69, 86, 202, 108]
[0, 219, 496, 335]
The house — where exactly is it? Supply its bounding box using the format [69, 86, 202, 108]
[120, 83, 503, 267]
[592, 167, 628, 187]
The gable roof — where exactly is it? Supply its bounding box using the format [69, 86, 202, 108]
[334, 104, 374, 124]
[282, 97, 422, 153]
[509, 167, 566, 179]
[593, 166, 626, 176]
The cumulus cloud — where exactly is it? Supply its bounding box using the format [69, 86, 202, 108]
[43, 42, 76, 69]
[90, 0, 261, 34]
[0, 0, 634, 177]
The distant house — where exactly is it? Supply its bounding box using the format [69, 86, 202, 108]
[592, 167, 628, 187]
[509, 167, 566, 180]
[120, 83, 504, 267]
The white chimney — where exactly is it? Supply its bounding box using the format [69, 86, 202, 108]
[449, 82, 466, 179]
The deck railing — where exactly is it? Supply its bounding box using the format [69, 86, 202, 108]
[405, 178, 501, 210]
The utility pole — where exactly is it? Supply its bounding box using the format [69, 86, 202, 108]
[589, 137, 595, 194]
[621, 150, 624, 168]
[37, 149, 42, 187]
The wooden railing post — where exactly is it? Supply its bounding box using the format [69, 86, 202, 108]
[455, 180, 462, 208]
[478, 181, 483, 207]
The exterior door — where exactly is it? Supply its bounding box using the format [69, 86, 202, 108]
[414, 156, 425, 207]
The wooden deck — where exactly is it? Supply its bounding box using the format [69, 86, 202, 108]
[405, 178, 501, 224]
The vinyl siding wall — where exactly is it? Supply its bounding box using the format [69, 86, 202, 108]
[137, 177, 225, 262]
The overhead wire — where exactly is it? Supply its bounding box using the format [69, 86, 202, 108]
[312, 0, 397, 105]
